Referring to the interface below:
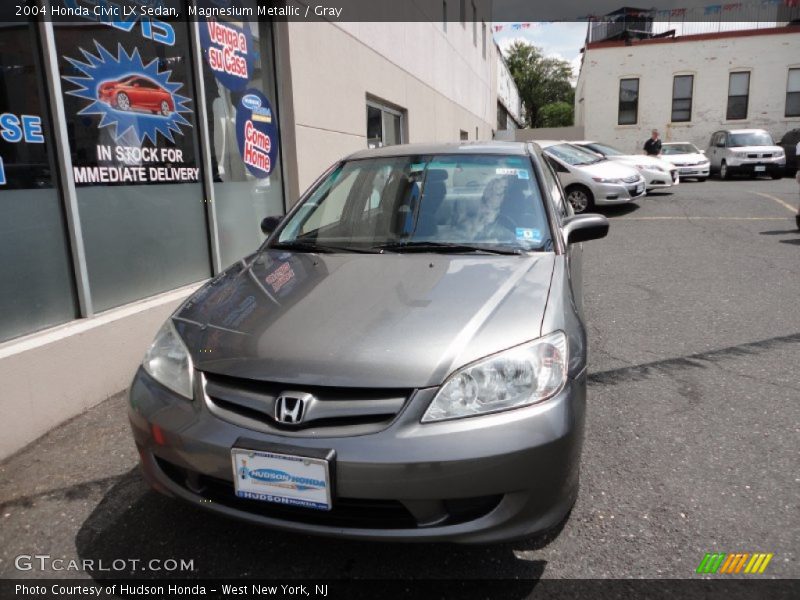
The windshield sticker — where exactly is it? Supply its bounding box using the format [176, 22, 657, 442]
[516, 228, 542, 243]
[496, 168, 530, 179]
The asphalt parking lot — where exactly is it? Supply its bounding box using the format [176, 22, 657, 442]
[0, 176, 798, 583]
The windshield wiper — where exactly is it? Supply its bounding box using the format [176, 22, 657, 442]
[372, 241, 523, 255]
[270, 241, 379, 254]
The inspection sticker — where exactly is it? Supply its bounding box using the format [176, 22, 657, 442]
[516, 228, 542, 243]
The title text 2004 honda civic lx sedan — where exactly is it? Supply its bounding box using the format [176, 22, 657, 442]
[128, 142, 609, 543]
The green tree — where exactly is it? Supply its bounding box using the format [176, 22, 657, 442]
[504, 41, 575, 128]
[538, 101, 574, 128]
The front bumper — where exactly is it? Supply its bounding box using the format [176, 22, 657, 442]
[642, 168, 678, 190]
[673, 163, 710, 178]
[592, 178, 646, 205]
[725, 159, 785, 175]
[128, 368, 585, 543]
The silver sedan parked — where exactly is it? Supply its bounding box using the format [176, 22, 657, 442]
[128, 142, 609, 543]
[538, 141, 646, 213]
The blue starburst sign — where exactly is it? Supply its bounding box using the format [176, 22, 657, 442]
[63, 42, 193, 145]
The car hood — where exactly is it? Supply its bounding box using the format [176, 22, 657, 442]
[174, 250, 555, 389]
[726, 145, 783, 154]
[661, 153, 708, 164]
[577, 160, 640, 179]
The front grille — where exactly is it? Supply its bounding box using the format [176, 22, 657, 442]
[155, 456, 503, 530]
[747, 153, 772, 159]
[202, 372, 411, 436]
[622, 174, 639, 184]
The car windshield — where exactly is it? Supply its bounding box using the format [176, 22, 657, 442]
[545, 143, 604, 166]
[586, 143, 625, 156]
[274, 154, 553, 254]
[662, 143, 699, 155]
[729, 132, 774, 147]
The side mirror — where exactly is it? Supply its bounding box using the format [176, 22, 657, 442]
[562, 214, 609, 244]
[260, 215, 283, 236]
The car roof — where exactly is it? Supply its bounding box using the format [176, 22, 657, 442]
[345, 141, 530, 160]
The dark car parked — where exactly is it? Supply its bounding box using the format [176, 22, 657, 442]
[778, 128, 800, 176]
[128, 142, 610, 543]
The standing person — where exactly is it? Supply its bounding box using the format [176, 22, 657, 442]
[644, 129, 662, 156]
[795, 139, 800, 229]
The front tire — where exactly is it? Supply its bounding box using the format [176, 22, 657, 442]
[770, 172, 782, 180]
[115, 93, 130, 112]
[720, 161, 730, 180]
[696, 178, 707, 182]
[565, 185, 594, 214]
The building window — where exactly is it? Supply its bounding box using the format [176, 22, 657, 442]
[786, 68, 800, 117]
[460, 130, 468, 141]
[442, 1, 447, 32]
[0, 23, 78, 342]
[671, 75, 693, 122]
[727, 72, 750, 120]
[472, 2, 477, 45]
[54, 21, 211, 312]
[366, 101, 404, 148]
[482, 22, 486, 58]
[460, 0, 465, 25]
[618, 78, 639, 125]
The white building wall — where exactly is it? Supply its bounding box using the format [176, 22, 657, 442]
[286, 21, 497, 193]
[576, 30, 800, 154]
[497, 51, 522, 125]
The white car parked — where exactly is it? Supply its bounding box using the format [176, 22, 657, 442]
[539, 141, 646, 213]
[573, 141, 678, 191]
[659, 142, 710, 181]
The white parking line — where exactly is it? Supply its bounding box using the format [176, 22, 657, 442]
[752, 191, 797, 214]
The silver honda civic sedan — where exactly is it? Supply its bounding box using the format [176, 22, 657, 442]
[128, 142, 609, 543]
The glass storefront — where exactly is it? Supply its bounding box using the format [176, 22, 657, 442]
[0, 13, 285, 342]
[0, 23, 78, 342]
[54, 21, 212, 312]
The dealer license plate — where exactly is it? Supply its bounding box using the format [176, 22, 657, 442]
[231, 447, 332, 510]
[754, 165, 765, 172]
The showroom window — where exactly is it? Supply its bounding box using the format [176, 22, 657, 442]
[618, 78, 639, 125]
[671, 75, 693, 122]
[786, 68, 800, 117]
[54, 20, 211, 312]
[198, 10, 286, 268]
[727, 71, 750, 120]
[0, 23, 78, 343]
[366, 101, 404, 148]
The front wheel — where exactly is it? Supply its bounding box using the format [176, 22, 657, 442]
[115, 92, 130, 111]
[720, 161, 730, 180]
[565, 186, 594, 214]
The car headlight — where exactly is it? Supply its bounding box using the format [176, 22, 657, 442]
[142, 320, 194, 399]
[592, 177, 622, 184]
[422, 332, 568, 423]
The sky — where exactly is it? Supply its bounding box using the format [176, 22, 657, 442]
[493, 22, 589, 84]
